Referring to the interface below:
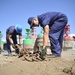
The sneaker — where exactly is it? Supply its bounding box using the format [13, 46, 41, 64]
[47, 54, 61, 58]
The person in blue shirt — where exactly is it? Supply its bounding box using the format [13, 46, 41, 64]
[6, 24, 22, 55]
[28, 12, 68, 60]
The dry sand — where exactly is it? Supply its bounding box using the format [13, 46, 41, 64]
[0, 50, 75, 75]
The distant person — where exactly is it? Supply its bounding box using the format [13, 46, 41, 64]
[6, 24, 22, 55]
[73, 36, 75, 41]
[28, 12, 68, 60]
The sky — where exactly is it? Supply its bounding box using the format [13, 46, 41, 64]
[0, 0, 75, 40]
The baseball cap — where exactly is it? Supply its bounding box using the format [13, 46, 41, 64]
[28, 17, 34, 28]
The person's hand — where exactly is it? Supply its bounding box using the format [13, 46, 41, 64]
[16, 44, 21, 47]
[12, 44, 15, 49]
[15, 44, 21, 49]
[40, 46, 47, 60]
[18, 44, 21, 46]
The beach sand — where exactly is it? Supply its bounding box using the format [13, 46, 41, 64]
[0, 50, 75, 75]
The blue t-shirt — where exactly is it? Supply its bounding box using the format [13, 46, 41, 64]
[37, 12, 67, 28]
[6, 26, 22, 39]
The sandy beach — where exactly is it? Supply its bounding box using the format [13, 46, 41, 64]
[0, 50, 75, 75]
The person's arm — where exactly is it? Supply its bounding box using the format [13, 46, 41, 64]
[43, 25, 49, 46]
[7, 34, 13, 45]
[19, 35, 22, 45]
